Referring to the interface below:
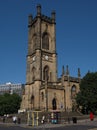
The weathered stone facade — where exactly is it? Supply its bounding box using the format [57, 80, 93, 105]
[21, 5, 80, 112]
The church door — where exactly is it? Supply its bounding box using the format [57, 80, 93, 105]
[31, 95, 34, 109]
[52, 98, 57, 110]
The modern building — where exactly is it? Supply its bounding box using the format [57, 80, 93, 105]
[0, 82, 24, 96]
[21, 5, 81, 112]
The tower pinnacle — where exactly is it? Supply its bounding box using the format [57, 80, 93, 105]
[66, 65, 69, 76]
[62, 65, 65, 76]
[78, 68, 81, 78]
[37, 4, 41, 16]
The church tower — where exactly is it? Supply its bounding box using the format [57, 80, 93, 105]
[26, 4, 57, 84]
[21, 4, 57, 110]
[21, 4, 80, 112]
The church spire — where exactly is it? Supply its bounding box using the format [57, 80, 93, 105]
[37, 4, 41, 16]
[62, 65, 65, 76]
[78, 68, 81, 78]
[66, 65, 69, 76]
[51, 10, 56, 23]
[78, 68, 81, 83]
[66, 65, 70, 85]
[61, 65, 65, 86]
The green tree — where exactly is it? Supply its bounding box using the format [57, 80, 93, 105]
[0, 93, 21, 116]
[76, 72, 97, 114]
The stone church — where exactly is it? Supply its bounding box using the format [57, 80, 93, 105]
[21, 5, 81, 112]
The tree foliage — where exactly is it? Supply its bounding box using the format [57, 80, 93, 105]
[76, 72, 97, 114]
[0, 93, 21, 116]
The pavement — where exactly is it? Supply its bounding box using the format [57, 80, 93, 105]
[0, 118, 97, 129]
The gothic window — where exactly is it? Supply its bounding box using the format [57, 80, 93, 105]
[31, 34, 37, 51]
[33, 36, 37, 50]
[52, 98, 57, 110]
[31, 95, 34, 103]
[42, 33, 49, 50]
[31, 95, 34, 109]
[71, 85, 76, 99]
[41, 92, 44, 102]
[32, 67, 36, 80]
[43, 66, 49, 81]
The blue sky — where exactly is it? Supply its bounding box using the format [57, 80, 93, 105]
[0, 0, 97, 84]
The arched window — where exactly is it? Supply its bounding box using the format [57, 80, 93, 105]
[42, 33, 49, 50]
[31, 95, 34, 109]
[41, 92, 44, 102]
[52, 98, 57, 110]
[43, 66, 49, 81]
[31, 34, 37, 51]
[33, 36, 37, 50]
[71, 85, 76, 99]
[32, 67, 36, 80]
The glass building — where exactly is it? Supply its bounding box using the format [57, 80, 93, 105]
[0, 82, 25, 96]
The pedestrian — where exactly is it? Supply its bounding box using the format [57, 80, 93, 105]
[41, 115, 45, 124]
[12, 116, 17, 124]
[90, 112, 94, 121]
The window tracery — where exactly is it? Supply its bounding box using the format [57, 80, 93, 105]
[42, 33, 49, 50]
[71, 85, 76, 99]
[43, 66, 49, 81]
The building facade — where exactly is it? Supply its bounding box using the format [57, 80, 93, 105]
[0, 82, 24, 96]
[21, 5, 80, 112]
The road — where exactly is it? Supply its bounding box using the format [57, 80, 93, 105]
[0, 120, 97, 130]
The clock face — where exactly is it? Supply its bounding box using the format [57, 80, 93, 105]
[45, 55, 48, 60]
